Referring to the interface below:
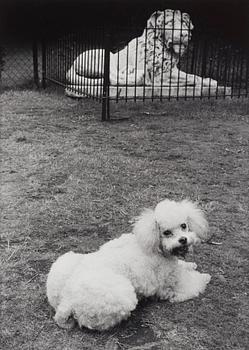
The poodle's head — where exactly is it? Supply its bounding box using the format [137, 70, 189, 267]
[133, 199, 208, 258]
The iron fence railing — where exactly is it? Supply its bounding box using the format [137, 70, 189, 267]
[1, 9, 248, 121]
[42, 18, 248, 120]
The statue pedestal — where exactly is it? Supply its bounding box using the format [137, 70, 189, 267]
[65, 84, 231, 99]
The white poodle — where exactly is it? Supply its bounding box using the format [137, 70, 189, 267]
[46, 199, 211, 331]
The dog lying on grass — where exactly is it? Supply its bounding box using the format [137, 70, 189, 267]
[47, 198, 211, 331]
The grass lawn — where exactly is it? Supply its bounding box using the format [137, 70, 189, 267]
[1, 90, 249, 350]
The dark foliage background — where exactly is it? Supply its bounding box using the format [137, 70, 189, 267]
[1, 0, 248, 48]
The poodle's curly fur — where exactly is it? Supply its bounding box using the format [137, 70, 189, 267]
[46, 199, 211, 331]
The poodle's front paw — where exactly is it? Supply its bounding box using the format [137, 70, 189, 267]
[202, 273, 211, 284]
[54, 314, 76, 330]
[187, 262, 197, 270]
[178, 260, 197, 270]
[169, 294, 186, 303]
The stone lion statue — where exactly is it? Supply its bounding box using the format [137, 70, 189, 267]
[66, 9, 217, 95]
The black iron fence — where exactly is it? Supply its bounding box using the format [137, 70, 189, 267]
[1, 9, 248, 121]
[42, 13, 248, 120]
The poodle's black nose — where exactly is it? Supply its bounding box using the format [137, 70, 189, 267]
[179, 237, 187, 245]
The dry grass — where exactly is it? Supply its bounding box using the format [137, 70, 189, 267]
[1, 90, 249, 350]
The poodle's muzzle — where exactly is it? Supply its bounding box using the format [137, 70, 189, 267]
[171, 238, 189, 258]
[159, 228, 199, 259]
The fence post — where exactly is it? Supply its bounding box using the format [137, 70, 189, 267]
[246, 50, 249, 98]
[41, 41, 47, 89]
[32, 40, 39, 88]
[0, 46, 5, 85]
[102, 30, 111, 121]
[201, 39, 207, 77]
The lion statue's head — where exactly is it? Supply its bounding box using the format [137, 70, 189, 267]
[147, 9, 194, 57]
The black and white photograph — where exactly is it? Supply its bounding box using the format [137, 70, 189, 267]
[1, 0, 248, 349]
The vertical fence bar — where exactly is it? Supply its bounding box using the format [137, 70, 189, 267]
[70, 34, 73, 96]
[96, 32, 102, 100]
[223, 45, 229, 98]
[245, 51, 249, 97]
[32, 40, 39, 88]
[134, 35, 138, 102]
[102, 30, 110, 121]
[215, 42, 221, 99]
[116, 42, 120, 103]
[125, 43, 129, 102]
[60, 38, 63, 84]
[88, 33, 92, 98]
[151, 11, 157, 102]
[200, 38, 207, 99]
[87, 34, 90, 97]
[226, 46, 231, 97]
[90, 32, 93, 99]
[41, 40, 47, 89]
[55, 40, 58, 82]
[67, 34, 71, 93]
[65, 35, 68, 92]
[85, 34, 88, 97]
[143, 26, 148, 101]
[92, 34, 96, 99]
[184, 19, 190, 100]
[176, 12, 183, 100]
[169, 11, 175, 100]
[207, 40, 213, 98]
[81, 33, 85, 97]
[61, 37, 64, 86]
[100, 37, 104, 101]
[47, 41, 50, 83]
[230, 49, 236, 98]
[116, 41, 120, 103]
[160, 11, 166, 102]
[235, 49, 241, 98]
[234, 50, 240, 97]
[191, 38, 197, 99]
[238, 49, 243, 97]
[58, 38, 61, 85]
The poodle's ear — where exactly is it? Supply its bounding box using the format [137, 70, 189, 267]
[183, 200, 209, 241]
[133, 209, 160, 252]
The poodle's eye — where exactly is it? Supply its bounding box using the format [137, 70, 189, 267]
[162, 230, 172, 237]
[181, 223, 187, 230]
